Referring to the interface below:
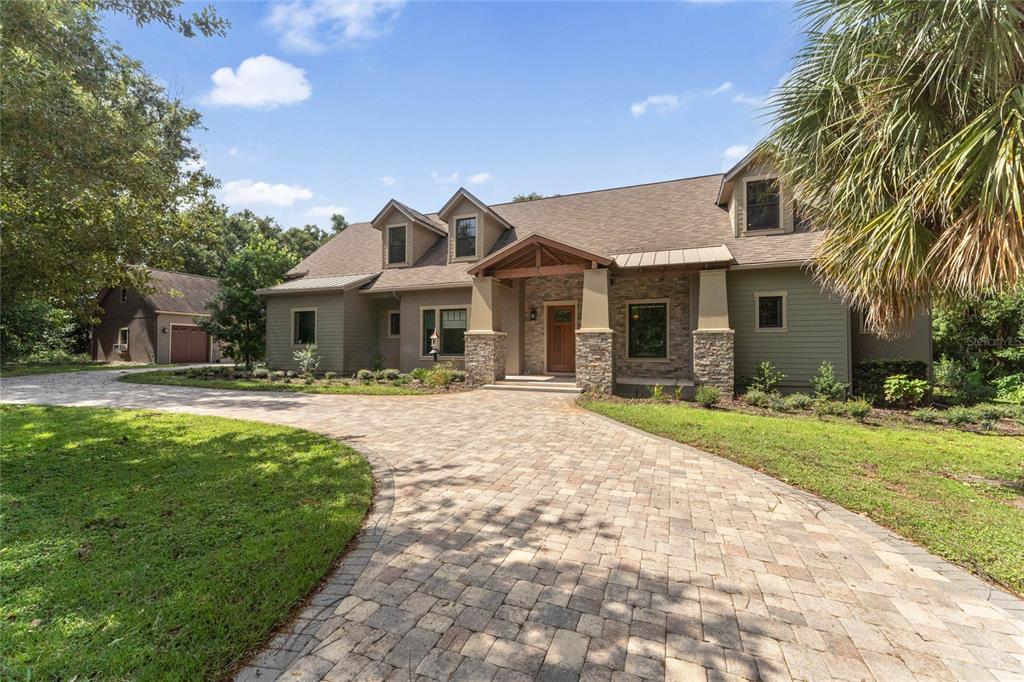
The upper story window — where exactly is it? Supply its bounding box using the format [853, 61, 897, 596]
[387, 225, 407, 264]
[746, 179, 781, 231]
[455, 217, 477, 259]
[120, 288, 128, 303]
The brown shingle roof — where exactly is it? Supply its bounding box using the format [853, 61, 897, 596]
[143, 268, 220, 315]
[284, 174, 822, 291]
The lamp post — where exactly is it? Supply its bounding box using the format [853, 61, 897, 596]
[429, 329, 440, 364]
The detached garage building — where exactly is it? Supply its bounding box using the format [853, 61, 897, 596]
[91, 268, 223, 364]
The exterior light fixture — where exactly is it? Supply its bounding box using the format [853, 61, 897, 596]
[162, 327, 169, 334]
[529, 308, 538, 321]
[429, 329, 440, 364]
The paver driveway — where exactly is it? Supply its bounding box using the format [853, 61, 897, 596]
[2, 371, 1023, 682]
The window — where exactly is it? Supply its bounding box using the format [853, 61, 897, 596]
[627, 301, 668, 359]
[293, 309, 316, 344]
[120, 288, 128, 303]
[455, 217, 477, 259]
[116, 327, 130, 350]
[421, 307, 468, 356]
[388, 310, 401, 338]
[387, 225, 407, 264]
[755, 293, 786, 331]
[746, 179, 781, 231]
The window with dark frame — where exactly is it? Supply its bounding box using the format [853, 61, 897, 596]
[746, 179, 781, 231]
[293, 310, 316, 344]
[388, 226, 407, 264]
[440, 309, 467, 355]
[388, 311, 401, 337]
[421, 309, 436, 356]
[757, 296, 784, 329]
[455, 217, 477, 258]
[627, 302, 668, 359]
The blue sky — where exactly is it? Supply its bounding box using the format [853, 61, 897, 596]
[105, 1, 803, 229]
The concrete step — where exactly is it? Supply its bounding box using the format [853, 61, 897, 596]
[481, 380, 582, 394]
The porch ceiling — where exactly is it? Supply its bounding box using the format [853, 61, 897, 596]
[467, 233, 612, 280]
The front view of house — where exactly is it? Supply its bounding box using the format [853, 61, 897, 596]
[259, 154, 930, 394]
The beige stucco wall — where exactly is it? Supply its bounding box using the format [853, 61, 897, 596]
[394, 287, 473, 370]
[265, 292, 345, 371]
[378, 304, 402, 369]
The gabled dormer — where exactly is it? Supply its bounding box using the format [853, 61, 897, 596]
[717, 147, 796, 238]
[370, 199, 446, 269]
[437, 187, 514, 264]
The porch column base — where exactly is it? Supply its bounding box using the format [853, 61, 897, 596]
[575, 330, 614, 394]
[465, 332, 507, 386]
[692, 329, 734, 397]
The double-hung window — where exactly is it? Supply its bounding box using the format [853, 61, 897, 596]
[755, 293, 786, 331]
[627, 301, 669, 360]
[293, 309, 316, 344]
[116, 327, 130, 350]
[421, 307, 468, 356]
[387, 225, 407, 264]
[388, 311, 401, 338]
[455, 217, 477, 259]
[745, 179, 781, 231]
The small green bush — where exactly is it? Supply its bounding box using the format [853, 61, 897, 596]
[271, 370, 287, 379]
[847, 398, 872, 422]
[883, 374, 929, 408]
[649, 384, 666, 402]
[741, 387, 767, 406]
[993, 373, 1024, 404]
[934, 356, 997, 405]
[673, 385, 684, 401]
[742, 388, 787, 411]
[911, 407, 940, 423]
[694, 385, 721, 408]
[945, 406, 978, 425]
[853, 359, 928, 403]
[813, 400, 847, 418]
[747, 361, 785, 393]
[293, 344, 320, 378]
[783, 393, 815, 410]
[425, 362, 458, 388]
[452, 370, 467, 383]
[810, 361, 848, 401]
[356, 369, 375, 383]
[380, 368, 401, 381]
[409, 367, 430, 382]
[251, 367, 270, 379]
[324, 371, 337, 380]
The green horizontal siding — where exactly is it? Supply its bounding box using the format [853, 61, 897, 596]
[265, 293, 345, 371]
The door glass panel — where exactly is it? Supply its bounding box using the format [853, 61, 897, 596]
[553, 309, 572, 323]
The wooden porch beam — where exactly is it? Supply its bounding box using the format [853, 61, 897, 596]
[491, 263, 588, 279]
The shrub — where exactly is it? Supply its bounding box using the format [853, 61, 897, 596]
[945, 406, 979, 425]
[973, 403, 1011, 421]
[853, 359, 928, 404]
[694, 385, 721, 408]
[356, 369, 375, 383]
[933, 356, 996, 405]
[649, 384, 666, 402]
[251, 367, 270, 379]
[409, 367, 430, 382]
[380, 368, 401, 381]
[911, 407, 941, 423]
[271, 370, 287, 379]
[783, 393, 815, 410]
[994, 373, 1024, 404]
[673, 385, 684, 401]
[452, 370, 467, 383]
[425, 362, 458, 388]
[810, 361, 848, 401]
[847, 398, 872, 421]
[742, 388, 787, 411]
[884, 374, 929, 408]
[324, 371, 337, 381]
[747, 361, 785, 393]
[813, 400, 847, 418]
[741, 387, 767, 406]
[293, 344, 320, 378]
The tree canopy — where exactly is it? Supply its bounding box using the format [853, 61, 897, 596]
[767, 0, 1024, 336]
[512, 192, 546, 202]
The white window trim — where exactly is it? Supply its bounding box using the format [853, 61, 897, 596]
[743, 176, 785, 235]
[120, 287, 128, 303]
[419, 304, 470, 360]
[387, 310, 401, 338]
[291, 307, 318, 346]
[115, 327, 130, 352]
[386, 223, 409, 267]
[450, 213, 480, 263]
[625, 298, 671, 362]
[754, 291, 788, 332]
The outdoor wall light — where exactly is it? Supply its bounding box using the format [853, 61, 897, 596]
[162, 327, 168, 334]
[429, 329, 440, 364]
[529, 308, 538, 321]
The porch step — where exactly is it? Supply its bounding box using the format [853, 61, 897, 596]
[481, 376, 582, 394]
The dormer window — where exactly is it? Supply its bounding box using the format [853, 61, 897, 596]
[746, 179, 781, 231]
[387, 225, 407, 264]
[455, 217, 477, 259]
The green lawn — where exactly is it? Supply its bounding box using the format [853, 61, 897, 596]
[581, 399, 1024, 595]
[0, 361, 162, 378]
[121, 370, 423, 395]
[0, 405, 372, 680]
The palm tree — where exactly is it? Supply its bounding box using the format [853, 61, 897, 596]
[767, 0, 1024, 336]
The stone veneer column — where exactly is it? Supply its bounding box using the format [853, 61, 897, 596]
[692, 329, 734, 396]
[576, 268, 614, 394]
[465, 332, 507, 386]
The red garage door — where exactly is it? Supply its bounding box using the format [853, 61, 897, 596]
[170, 325, 209, 363]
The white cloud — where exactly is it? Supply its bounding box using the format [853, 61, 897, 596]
[708, 81, 733, 96]
[732, 92, 767, 107]
[205, 55, 311, 109]
[378, 175, 396, 186]
[267, 0, 406, 53]
[723, 144, 750, 160]
[630, 94, 679, 118]
[180, 156, 206, 174]
[222, 179, 314, 206]
[305, 204, 350, 219]
[431, 170, 460, 185]
[227, 146, 240, 157]
[468, 172, 492, 185]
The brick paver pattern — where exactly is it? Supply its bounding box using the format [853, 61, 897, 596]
[3, 370, 1023, 682]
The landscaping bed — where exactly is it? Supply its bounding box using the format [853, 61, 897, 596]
[580, 396, 1024, 595]
[120, 363, 471, 395]
[0, 405, 372, 680]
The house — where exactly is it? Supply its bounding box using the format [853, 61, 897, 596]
[92, 268, 223, 364]
[258, 154, 930, 394]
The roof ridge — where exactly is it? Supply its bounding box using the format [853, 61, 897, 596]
[488, 172, 726, 209]
[145, 266, 219, 281]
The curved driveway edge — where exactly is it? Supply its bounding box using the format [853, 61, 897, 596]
[2, 370, 1022, 682]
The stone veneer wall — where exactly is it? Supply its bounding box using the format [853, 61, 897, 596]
[692, 329, 735, 396]
[609, 270, 691, 380]
[576, 331, 614, 393]
[464, 332, 507, 385]
[522, 274, 583, 374]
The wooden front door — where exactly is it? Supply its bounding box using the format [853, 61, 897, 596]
[546, 305, 576, 373]
[170, 325, 209, 363]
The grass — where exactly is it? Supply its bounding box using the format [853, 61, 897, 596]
[0, 361, 162, 378]
[121, 370, 423, 395]
[0, 404, 372, 680]
[581, 398, 1024, 595]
